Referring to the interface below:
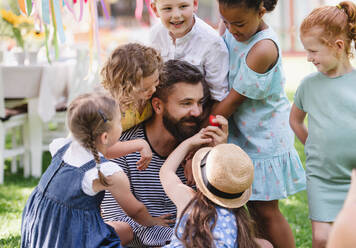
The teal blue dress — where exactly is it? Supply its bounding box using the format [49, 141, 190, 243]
[294, 70, 356, 221]
[224, 28, 306, 201]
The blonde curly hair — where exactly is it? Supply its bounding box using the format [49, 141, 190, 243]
[101, 43, 163, 111]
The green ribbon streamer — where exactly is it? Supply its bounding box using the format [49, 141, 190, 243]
[50, 0, 59, 59]
[44, 24, 51, 63]
[26, 0, 32, 16]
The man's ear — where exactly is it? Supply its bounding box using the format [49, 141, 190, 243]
[151, 1, 160, 18]
[152, 97, 163, 114]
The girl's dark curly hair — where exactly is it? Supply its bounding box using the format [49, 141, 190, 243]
[218, 0, 278, 12]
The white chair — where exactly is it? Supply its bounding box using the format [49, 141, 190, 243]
[41, 47, 99, 154]
[0, 68, 30, 184]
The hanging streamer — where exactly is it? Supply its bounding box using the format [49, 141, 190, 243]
[144, 0, 154, 17]
[42, 0, 50, 24]
[26, 0, 32, 16]
[135, 0, 143, 20]
[100, 0, 109, 20]
[53, 0, 66, 43]
[79, 0, 84, 22]
[18, 0, 27, 15]
[50, 0, 59, 59]
[63, 0, 77, 21]
[44, 24, 51, 63]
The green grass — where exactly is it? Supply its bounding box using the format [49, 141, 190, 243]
[0, 93, 311, 247]
[0, 153, 51, 247]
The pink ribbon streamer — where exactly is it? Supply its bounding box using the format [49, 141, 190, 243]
[78, 0, 84, 22]
[63, 0, 77, 21]
[144, 0, 154, 17]
[135, 0, 143, 20]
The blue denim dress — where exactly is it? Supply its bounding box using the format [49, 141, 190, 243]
[21, 143, 121, 248]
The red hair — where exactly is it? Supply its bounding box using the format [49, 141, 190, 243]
[300, 1, 356, 57]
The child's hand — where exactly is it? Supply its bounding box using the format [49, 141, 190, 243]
[203, 115, 228, 146]
[152, 214, 175, 227]
[185, 129, 213, 149]
[136, 139, 152, 170]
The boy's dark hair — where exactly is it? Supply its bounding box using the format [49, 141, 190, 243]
[154, 60, 210, 103]
[218, 0, 278, 12]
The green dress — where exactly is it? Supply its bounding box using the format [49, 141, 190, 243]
[294, 70, 356, 221]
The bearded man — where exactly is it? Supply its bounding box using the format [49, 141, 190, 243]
[100, 59, 209, 247]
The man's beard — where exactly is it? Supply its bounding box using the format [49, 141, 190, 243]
[162, 109, 201, 143]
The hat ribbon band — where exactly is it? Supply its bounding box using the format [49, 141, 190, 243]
[200, 151, 244, 200]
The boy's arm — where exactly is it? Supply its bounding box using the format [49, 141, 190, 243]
[289, 103, 308, 145]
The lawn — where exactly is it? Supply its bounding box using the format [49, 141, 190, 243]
[0, 92, 312, 247]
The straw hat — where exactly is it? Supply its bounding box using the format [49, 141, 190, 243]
[192, 143, 254, 208]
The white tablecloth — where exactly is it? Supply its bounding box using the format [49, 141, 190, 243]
[1, 61, 74, 122]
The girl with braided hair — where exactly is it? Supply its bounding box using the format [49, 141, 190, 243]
[21, 93, 172, 248]
[290, 2, 356, 247]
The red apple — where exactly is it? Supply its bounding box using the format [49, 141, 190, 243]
[209, 115, 220, 127]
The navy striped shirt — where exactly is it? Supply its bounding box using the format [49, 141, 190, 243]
[101, 124, 186, 226]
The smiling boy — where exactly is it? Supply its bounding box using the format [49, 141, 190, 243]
[149, 0, 230, 103]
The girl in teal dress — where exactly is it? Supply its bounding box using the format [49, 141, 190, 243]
[211, 0, 306, 247]
[289, 2, 356, 247]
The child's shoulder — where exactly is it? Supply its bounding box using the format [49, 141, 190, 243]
[300, 71, 322, 85]
[194, 16, 223, 43]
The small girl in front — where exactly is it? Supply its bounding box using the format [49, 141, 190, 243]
[21, 93, 170, 248]
[160, 117, 270, 247]
[101, 43, 163, 169]
[289, 2, 356, 247]
[211, 0, 306, 247]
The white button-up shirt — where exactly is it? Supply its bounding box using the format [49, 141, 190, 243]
[149, 16, 229, 101]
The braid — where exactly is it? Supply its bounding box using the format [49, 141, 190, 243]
[68, 93, 118, 188]
[88, 134, 110, 187]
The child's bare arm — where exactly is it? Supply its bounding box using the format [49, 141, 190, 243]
[106, 171, 174, 227]
[105, 139, 152, 170]
[210, 89, 246, 119]
[289, 103, 308, 145]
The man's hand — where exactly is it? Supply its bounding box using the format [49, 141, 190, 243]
[152, 214, 175, 227]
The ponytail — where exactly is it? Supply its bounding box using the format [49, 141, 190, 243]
[339, 1, 356, 50]
[263, 0, 278, 12]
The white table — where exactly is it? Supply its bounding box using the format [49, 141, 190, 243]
[0, 62, 73, 177]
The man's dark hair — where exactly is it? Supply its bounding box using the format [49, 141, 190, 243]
[154, 59, 210, 103]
